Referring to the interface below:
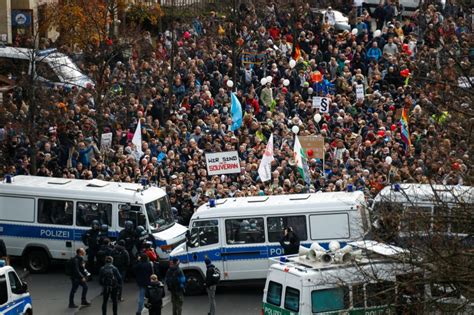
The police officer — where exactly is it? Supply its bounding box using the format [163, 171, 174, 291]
[135, 226, 148, 254]
[97, 238, 114, 270]
[81, 220, 100, 274]
[98, 224, 109, 246]
[118, 221, 137, 263]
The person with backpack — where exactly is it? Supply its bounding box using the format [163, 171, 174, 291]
[97, 237, 114, 270]
[99, 256, 122, 315]
[145, 274, 165, 315]
[133, 253, 155, 315]
[165, 257, 186, 315]
[111, 240, 130, 301]
[204, 257, 220, 315]
[68, 248, 91, 308]
[81, 220, 100, 274]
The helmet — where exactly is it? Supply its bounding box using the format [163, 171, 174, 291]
[124, 220, 134, 231]
[91, 220, 100, 229]
[136, 225, 146, 236]
[100, 224, 108, 233]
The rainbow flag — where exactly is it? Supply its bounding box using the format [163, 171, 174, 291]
[400, 107, 411, 148]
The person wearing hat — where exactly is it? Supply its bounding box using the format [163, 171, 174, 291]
[165, 258, 186, 315]
[145, 274, 165, 315]
[204, 257, 220, 315]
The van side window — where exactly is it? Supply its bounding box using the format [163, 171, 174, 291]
[267, 216, 307, 242]
[36, 61, 60, 82]
[284, 286, 300, 312]
[7, 271, 22, 295]
[311, 287, 349, 313]
[225, 218, 265, 244]
[38, 199, 73, 225]
[119, 204, 142, 227]
[366, 281, 395, 307]
[401, 206, 432, 232]
[0, 274, 7, 304]
[76, 202, 112, 227]
[352, 284, 365, 308]
[266, 281, 282, 306]
[0, 57, 29, 79]
[189, 220, 219, 247]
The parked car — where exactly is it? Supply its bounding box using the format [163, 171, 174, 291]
[311, 8, 351, 32]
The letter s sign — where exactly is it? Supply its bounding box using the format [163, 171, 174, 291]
[320, 97, 330, 113]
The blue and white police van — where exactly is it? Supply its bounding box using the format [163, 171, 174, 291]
[0, 175, 187, 273]
[0, 259, 33, 315]
[170, 191, 370, 294]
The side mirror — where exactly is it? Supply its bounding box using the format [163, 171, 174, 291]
[138, 213, 146, 226]
[21, 281, 28, 293]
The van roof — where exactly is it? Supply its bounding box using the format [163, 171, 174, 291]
[193, 191, 365, 219]
[0, 46, 65, 60]
[374, 184, 474, 204]
[0, 175, 166, 203]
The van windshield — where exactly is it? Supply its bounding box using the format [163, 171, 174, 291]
[145, 196, 174, 232]
[49, 56, 87, 81]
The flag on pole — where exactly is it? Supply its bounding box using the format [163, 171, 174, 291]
[230, 92, 242, 131]
[292, 44, 301, 61]
[400, 107, 411, 149]
[258, 134, 274, 182]
[293, 136, 311, 184]
[132, 120, 143, 160]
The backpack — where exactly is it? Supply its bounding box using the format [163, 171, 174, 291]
[147, 285, 164, 304]
[166, 268, 182, 292]
[65, 257, 75, 276]
[101, 266, 118, 288]
[210, 266, 221, 285]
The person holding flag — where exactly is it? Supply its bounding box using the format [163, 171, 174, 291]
[132, 120, 144, 161]
[293, 134, 311, 185]
[230, 92, 242, 131]
[258, 134, 274, 182]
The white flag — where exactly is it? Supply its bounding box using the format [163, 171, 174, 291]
[258, 134, 275, 182]
[132, 120, 143, 160]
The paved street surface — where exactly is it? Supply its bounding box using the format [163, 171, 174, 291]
[13, 261, 263, 315]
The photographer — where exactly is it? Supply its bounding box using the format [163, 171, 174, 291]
[279, 227, 300, 255]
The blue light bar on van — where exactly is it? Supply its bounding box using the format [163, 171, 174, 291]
[393, 184, 401, 192]
[37, 48, 57, 57]
[209, 199, 216, 208]
[0, 259, 5, 267]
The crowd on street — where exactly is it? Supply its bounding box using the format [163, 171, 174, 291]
[1, 0, 472, 229]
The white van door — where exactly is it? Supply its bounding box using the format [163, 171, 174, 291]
[222, 217, 268, 280]
[186, 219, 224, 275]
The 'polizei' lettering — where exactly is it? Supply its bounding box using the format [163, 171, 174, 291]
[40, 229, 70, 239]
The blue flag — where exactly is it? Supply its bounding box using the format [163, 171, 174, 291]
[230, 92, 243, 131]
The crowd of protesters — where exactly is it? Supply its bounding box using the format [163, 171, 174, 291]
[0, 0, 472, 226]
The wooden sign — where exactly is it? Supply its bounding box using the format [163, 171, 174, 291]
[298, 136, 324, 159]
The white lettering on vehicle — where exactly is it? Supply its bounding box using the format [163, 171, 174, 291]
[269, 248, 284, 256]
[40, 229, 70, 239]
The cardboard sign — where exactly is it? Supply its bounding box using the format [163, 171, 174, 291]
[205, 151, 241, 175]
[356, 84, 364, 100]
[100, 133, 113, 151]
[298, 136, 324, 159]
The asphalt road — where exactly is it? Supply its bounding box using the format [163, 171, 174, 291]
[13, 261, 263, 315]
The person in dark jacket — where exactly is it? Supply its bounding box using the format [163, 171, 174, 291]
[99, 256, 122, 315]
[145, 274, 165, 315]
[118, 220, 137, 263]
[279, 227, 300, 255]
[204, 258, 218, 315]
[133, 253, 154, 315]
[97, 238, 114, 270]
[81, 220, 100, 273]
[68, 248, 91, 308]
[111, 240, 130, 301]
[165, 258, 186, 315]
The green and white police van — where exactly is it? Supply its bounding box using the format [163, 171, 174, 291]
[262, 240, 419, 315]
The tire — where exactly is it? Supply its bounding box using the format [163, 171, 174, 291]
[25, 249, 50, 273]
[184, 270, 205, 296]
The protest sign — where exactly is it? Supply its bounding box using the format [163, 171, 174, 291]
[205, 151, 241, 175]
[298, 136, 324, 159]
[100, 133, 113, 152]
[313, 97, 331, 113]
[356, 84, 364, 100]
[241, 51, 266, 65]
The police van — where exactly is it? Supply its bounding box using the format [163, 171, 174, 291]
[263, 240, 417, 315]
[371, 184, 474, 239]
[0, 175, 187, 272]
[170, 191, 370, 294]
[0, 259, 33, 315]
[0, 46, 94, 89]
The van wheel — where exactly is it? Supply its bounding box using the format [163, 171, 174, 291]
[184, 270, 204, 295]
[25, 250, 50, 273]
